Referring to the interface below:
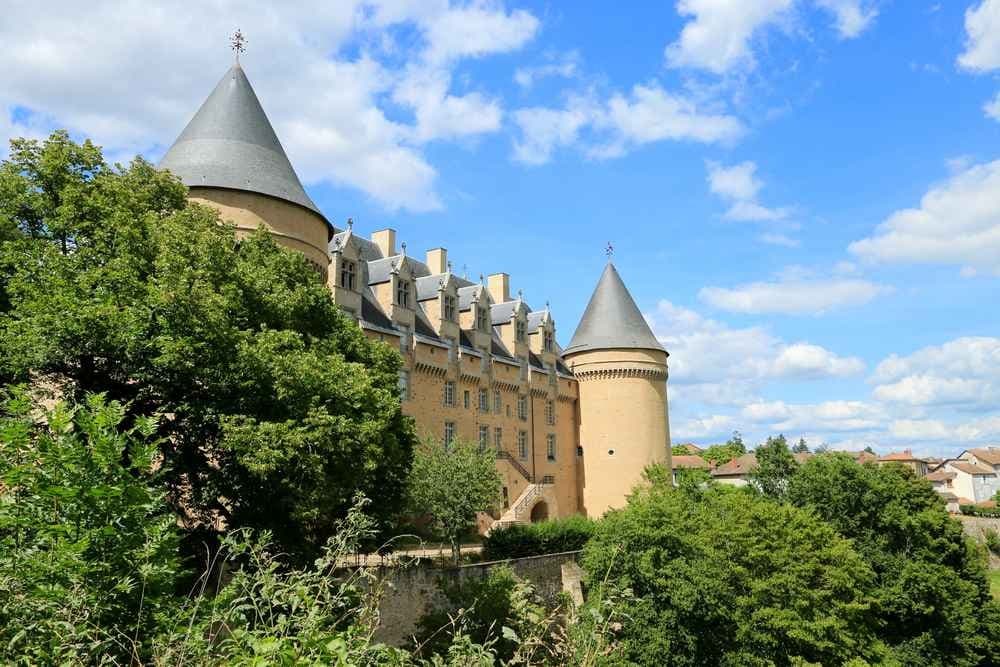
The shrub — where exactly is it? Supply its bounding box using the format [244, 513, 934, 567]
[961, 504, 1000, 518]
[984, 528, 1000, 556]
[482, 516, 597, 561]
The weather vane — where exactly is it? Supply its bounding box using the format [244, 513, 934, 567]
[605, 241, 614, 259]
[231, 29, 247, 62]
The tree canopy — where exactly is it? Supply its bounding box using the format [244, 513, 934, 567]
[700, 431, 746, 466]
[750, 434, 798, 499]
[0, 131, 415, 558]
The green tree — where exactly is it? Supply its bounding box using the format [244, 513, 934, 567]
[792, 437, 809, 454]
[700, 431, 746, 466]
[407, 439, 502, 563]
[0, 132, 415, 559]
[750, 434, 798, 499]
[582, 484, 883, 665]
[788, 453, 1000, 666]
[0, 387, 183, 664]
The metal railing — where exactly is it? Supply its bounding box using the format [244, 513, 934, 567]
[496, 450, 534, 483]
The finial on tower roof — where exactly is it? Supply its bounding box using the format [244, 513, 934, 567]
[401, 241, 407, 256]
[447, 260, 453, 273]
[347, 217, 353, 230]
[605, 241, 614, 260]
[517, 289, 523, 302]
[231, 29, 247, 63]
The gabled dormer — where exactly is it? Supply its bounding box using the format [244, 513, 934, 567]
[492, 294, 530, 359]
[528, 306, 557, 367]
[368, 251, 415, 329]
[328, 220, 363, 317]
[458, 281, 493, 353]
[417, 271, 460, 344]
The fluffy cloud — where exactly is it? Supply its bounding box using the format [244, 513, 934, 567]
[958, 0, 1000, 72]
[705, 161, 791, 223]
[890, 416, 1000, 443]
[0, 0, 538, 212]
[511, 84, 742, 165]
[699, 275, 890, 315]
[814, 0, 878, 39]
[848, 160, 1000, 274]
[514, 52, 579, 88]
[742, 400, 885, 432]
[871, 337, 1000, 410]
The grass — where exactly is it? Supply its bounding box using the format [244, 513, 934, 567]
[989, 570, 1000, 600]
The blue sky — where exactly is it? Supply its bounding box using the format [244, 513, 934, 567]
[2, 1, 999, 455]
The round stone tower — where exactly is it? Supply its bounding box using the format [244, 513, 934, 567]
[564, 262, 671, 516]
[159, 64, 332, 275]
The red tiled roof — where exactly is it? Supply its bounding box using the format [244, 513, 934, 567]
[671, 455, 709, 470]
[712, 453, 757, 477]
[879, 449, 924, 462]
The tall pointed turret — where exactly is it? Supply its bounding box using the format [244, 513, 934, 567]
[160, 64, 332, 275]
[565, 261, 671, 516]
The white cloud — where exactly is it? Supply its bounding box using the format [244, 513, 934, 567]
[665, 0, 795, 74]
[511, 84, 742, 165]
[743, 400, 885, 432]
[890, 416, 1000, 443]
[848, 160, 1000, 274]
[984, 91, 1000, 122]
[0, 0, 539, 213]
[699, 276, 890, 315]
[772, 343, 865, 378]
[705, 161, 791, 223]
[759, 232, 801, 247]
[814, 0, 878, 39]
[871, 337, 1000, 410]
[514, 52, 579, 88]
[958, 0, 1000, 72]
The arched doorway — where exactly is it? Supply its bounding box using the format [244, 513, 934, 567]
[530, 500, 549, 523]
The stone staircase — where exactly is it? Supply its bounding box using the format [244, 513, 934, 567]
[487, 481, 557, 534]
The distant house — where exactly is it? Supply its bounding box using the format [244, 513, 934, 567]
[712, 453, 757, 487]
[958, 447, 1000, 473]
[671, 455, 709, 484]
[933, 459, 1000, 504]
[677, 443, 704, 456]
[878, 449, 929, 477]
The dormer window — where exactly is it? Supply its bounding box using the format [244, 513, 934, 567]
[543, 329, 554, 352]
[340, 260, 356, 290]
[443, 294, 457, 322]
[476, 306, 489, 333]
[515, 319, 526, 343]
[396, 279, 411, 307]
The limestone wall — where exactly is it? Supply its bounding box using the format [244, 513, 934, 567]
[372, 550, 581, 647]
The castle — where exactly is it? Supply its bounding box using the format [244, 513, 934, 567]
[158, 62, 672, 528]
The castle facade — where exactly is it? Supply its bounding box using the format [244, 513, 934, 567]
[159, 63, 672, 528]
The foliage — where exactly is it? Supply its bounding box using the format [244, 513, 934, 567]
[0, 387, 184, 665]
[792, 437, 810, 454]
[699, 431, 745, 466]
[582, 483, 883, 666]
[670, 444, 691, 457]
[962, 504, 1000, 518]
[482, 516, 597, 561]
[788, 453, 1000, 666]
[750, 434, 798, 499]
[407, 439, 502, 563]
[984, 528, 1000, 556]
[0, 131, 415, 559]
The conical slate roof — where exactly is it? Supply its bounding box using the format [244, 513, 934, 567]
[159, 64, 329, 226]
[564, 262, 664, 355]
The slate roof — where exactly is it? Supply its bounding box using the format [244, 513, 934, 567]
[565, 262, 663, 355]
[159, 65, 329, 228]
[526, 310, 546, 333]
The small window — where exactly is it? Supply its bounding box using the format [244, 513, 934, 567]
[517, 396, 528, 421]
[494, 427, 502, 452]
[493, 390, 502, 413]
[477, 306, 490, 333]
[398, 370, 410, 401]
[463, 390, 470, 409]
[543, 329, 554, 352]
[396, 279, 411, 307]
[546, 434, 556, 461]
[518, 431, 528, 459]
[515, 318, 526, 342]
[542, 474, 555, 485]
[479, 425, 489, 452]
[340, 260, 356, 290]
[478, 388, 489, 413]
[443, 294, 457, 322]
[444, 421, 455, 448]
[444, 381, 455, 407]
[545, 400, 555, 426]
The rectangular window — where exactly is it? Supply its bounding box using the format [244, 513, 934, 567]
[546, 400, 555, 426]
[515, 319, 526, 342]
[398, 370, 410, 401]
[518, 396, 527, 421]
[546, 434, 556, 461]
[444, 422, 455, 448]
[493, 390, 502, 413]
[443, 295, 457, 322]
[494, 427, 502, 452]
[444, 381, 455, 407]
[477, 307, 489, 333]
[463, 390, 470, 409]
[518, 431, 528, 459]
[542, 474, 555, 485]
[543, 329, 554, 352]
[396, 279, 410, 307]
[479, 425, 489, 451]
[478, 388, 489, 413]
[340, 260, 356, 290]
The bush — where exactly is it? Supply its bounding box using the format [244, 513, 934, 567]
[984, 528, 1000, 556]
[961, 504, 1000, 518]
[482, 516, 597, 561]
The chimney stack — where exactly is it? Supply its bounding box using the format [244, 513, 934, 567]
[487, 273, 510, 303]
[426, 247, 448, 274]
[371, 228, 396, 257]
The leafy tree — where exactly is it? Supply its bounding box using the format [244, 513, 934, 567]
[407, 439, 502, 563]
[0, 386, 183, 664]
[792, 436, 809, 454]
[750, 434, 798, 499]
[0, 131, 415, 558]
[582, 483, 883, 665]
[788, 453, 1000, 666]
[700, 431, 746, 466]
[670, 444, 690, 456]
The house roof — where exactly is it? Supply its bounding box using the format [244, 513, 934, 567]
[879, 450, 925, 463]
[671, 455, 709, 470]
[925, 469, 956, 482]
[159, 64, 329, 227]
[712, 453, 757, 477]
[678, 443, 704, 455]
[564, 262, 664, 355]
[948, 460, 998, 476]
[968, 447, 1000, 466]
